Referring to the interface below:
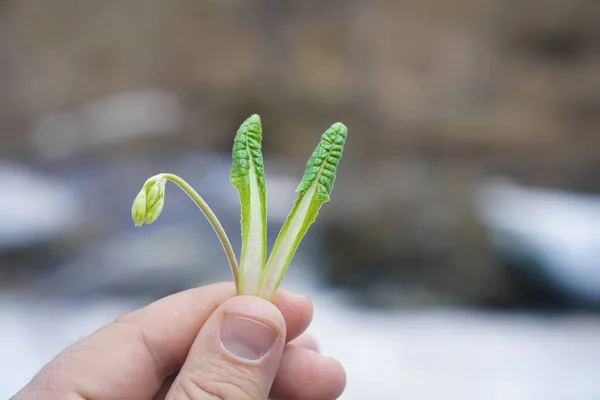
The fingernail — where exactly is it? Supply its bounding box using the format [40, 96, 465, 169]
[221, 314, 278, 361]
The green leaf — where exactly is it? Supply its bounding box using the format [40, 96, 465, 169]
[258, 122, 347, 299]
[230, 114, 268, 295]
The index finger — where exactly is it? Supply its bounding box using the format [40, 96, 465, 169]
[13, 282, 313, 400]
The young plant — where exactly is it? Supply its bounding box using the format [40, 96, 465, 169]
[131, 114, 347, 300]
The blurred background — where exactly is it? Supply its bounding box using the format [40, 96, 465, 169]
[1, 0, 600, 398]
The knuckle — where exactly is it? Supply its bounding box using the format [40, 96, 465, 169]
[110, 318, 163, 378]
[174, 358, 262, 400]
[114, 307, 145, 324]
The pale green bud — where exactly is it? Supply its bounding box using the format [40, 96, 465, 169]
[131, 175, 167, 226]
[132, 187, 147, 227]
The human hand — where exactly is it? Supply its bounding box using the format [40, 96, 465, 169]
[12, 282, 346, 400]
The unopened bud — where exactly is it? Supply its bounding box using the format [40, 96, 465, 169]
[131, 175, 167, 226]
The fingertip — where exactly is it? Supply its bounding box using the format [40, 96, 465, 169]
[321, 355, 347, 399]
[271, 345, 347, 400]
[273, 290, 314, 342]
[275, 290, 313, 316]
[290, 333, 320, 352]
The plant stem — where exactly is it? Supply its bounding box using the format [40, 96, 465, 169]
[161, 173, 240, 288]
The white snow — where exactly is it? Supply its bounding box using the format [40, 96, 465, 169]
[2, 273, 600, 399]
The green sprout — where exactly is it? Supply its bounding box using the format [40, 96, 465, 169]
[230, 114, 267, 295]
[131, 114, 347, 300]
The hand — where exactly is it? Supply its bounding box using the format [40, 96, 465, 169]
[12, 282, 346, 400]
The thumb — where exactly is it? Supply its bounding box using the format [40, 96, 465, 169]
[167, 295, 286, 399]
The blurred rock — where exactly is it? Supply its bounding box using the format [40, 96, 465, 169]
[0, 162, 84, 287]
[315, 160, 513, 308]
[475, 177, 600, 306]
[30, 89, 183, 160]
[30, 225, 230, 299]
[0, 162, 82, 251]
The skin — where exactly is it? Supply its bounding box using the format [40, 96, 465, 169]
[12, 282, 346, 400]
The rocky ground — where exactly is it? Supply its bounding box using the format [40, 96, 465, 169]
[0, 0, 599, 307]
